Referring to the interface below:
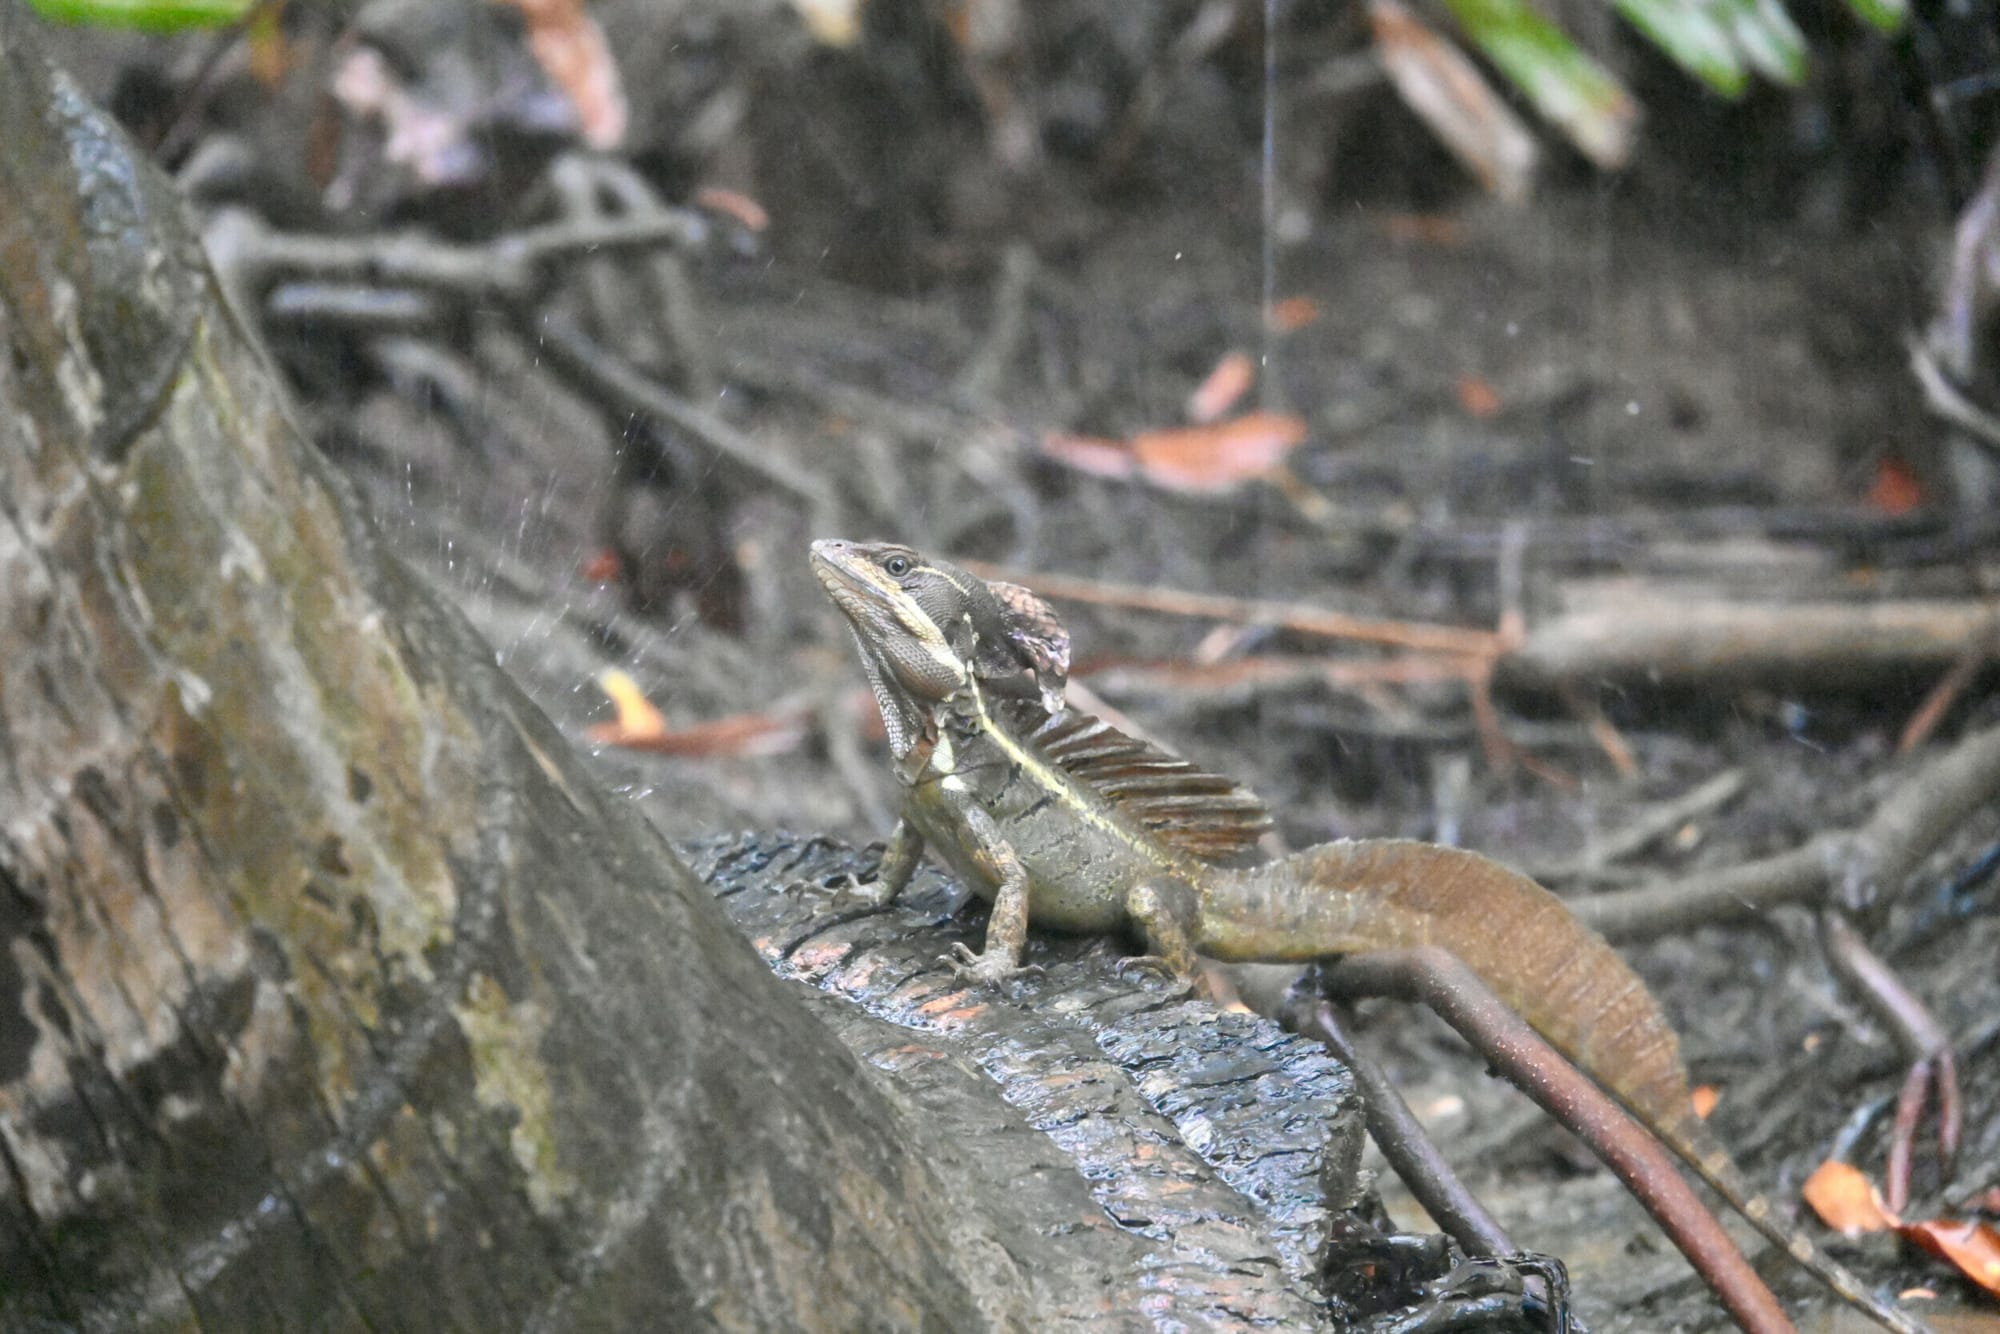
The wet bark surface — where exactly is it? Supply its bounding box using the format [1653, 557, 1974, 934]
[684, 829, 1366, 1327]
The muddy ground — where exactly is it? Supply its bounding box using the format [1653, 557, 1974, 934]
[38, 1, 2000, 1328]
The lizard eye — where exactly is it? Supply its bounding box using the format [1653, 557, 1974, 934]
[883, 555, 912, 577]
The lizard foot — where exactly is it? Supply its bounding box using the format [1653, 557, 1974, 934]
[786, 870, 896, 918]
[944, 943, 1042, 988]
[1114, 954, 1196, 996]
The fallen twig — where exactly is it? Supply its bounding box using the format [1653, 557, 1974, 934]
[1533, 769, 1745, 881]
[1899, 638, 1994, 754]
[957, 561, 1504, 657]
[1819, 911, 1960, 1216]
[1501, 587, 2000, 689]
[1573, 721, 2000, 942]
[203, 207, 706, 303]
[525, 311, 826, 509]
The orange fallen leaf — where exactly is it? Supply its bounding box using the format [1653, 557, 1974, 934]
[1266, 296, 1321, 333]
[591, 668, 667, 743]
[501, 0, 628, 149]
[696, 186, 771, 233]
[1188, 351, 1256, 424]
[1040, 431, 1137, 480]
[1868, 455, 1925, 516]
[1690, 1085, 1719, 1120]
[1456, 374, 1502, 419]
[580, 549, 623, 583]
[1802, 1160, 1897, 1237]
[1044, 414, 1308, 493]
[1379, 213, 1468, 247]
[590, 670, 808, 757]
[1899, 1218, 2000, 1296]
[628, 710, 809, 757]
[1128, 412, 1308, 493]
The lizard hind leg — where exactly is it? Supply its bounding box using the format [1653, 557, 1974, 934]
[1120, 880, 1204, 990]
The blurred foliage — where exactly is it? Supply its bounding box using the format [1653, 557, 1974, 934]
[1442, 0, 1906, 168]
[23, 0, 254, 31]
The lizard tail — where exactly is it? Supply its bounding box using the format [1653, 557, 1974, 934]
[1199, 838, 1926, 1334]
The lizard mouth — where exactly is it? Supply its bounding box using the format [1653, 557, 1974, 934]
[809, 537, 967, 712]
[808, 539, 895, 629]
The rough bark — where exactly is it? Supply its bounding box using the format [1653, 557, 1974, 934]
[682, 832, 1369, 1331]
[0, 13, 1037, 1329]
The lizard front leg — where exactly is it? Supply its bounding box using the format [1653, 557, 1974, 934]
[940, 795, 1035, 985]
[860, 817, 925, 907]
[803, 818, 924, 915]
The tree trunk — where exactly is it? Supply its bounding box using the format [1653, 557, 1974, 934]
[0, 12, 1035, 1328]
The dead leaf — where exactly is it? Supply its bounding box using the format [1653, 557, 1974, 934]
[589, 670, 807, 757]
[580, 549, 622, 584]
[1368, 0, 1539, 204]
[1456, 374, 1502, 419]
[1129, 412, 1309, 493]
[1044, 415, 1308, 493]
[1899, 1218, 2000, 1296]
[592, 668, 668, 743]
[790, 0, 863, 46]
[1266, 297, 1321, 333]
[695, 186, 771, 233]
[1379, 213, 1468, 247]
[1868, 455, 1925, 516]
[1188, 351, 1256, 424]
[500, 0, 628, 149]
[1690, 1085, 1719, 1120]
[1802, 1160, 1897, 1238]
[606, 710, 808, 758]
[1040, 431, 1138, 480]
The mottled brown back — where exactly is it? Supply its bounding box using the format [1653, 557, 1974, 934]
[1026, 708, 1273, 863]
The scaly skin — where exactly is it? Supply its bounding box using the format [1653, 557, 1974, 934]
[810, 538, 1926, 1334]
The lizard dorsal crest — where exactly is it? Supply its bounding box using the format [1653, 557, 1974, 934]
[1026, 709, 1273, 862]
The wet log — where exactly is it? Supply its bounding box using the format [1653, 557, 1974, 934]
[0, 14, 1392, 1330]
[0, 15, 1082, 1329]
[682, 833, 1368, 1328]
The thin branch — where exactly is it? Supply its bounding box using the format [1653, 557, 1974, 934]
[1295, 1001, 1519, 1261]
[957, 561, 1504, 657]
[1533, 770, 1745, 880]
[1317, 950, 1793, 1334]
[204, 207, 708, 303]
[1503, 591, 2000, 689]
[1574, 721, 2000, 942]
[524, 310, 826, 509]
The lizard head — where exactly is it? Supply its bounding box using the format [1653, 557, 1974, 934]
[811, 539, 976, 757]
[811, 538, 1073, 758]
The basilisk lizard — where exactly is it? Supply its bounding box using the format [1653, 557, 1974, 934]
[810, 538, 1927, 1334]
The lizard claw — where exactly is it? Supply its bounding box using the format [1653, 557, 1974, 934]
[944, 943, 1040, 987]
[789, 870, 895, 918]
[1114, 954, 1193, 994]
